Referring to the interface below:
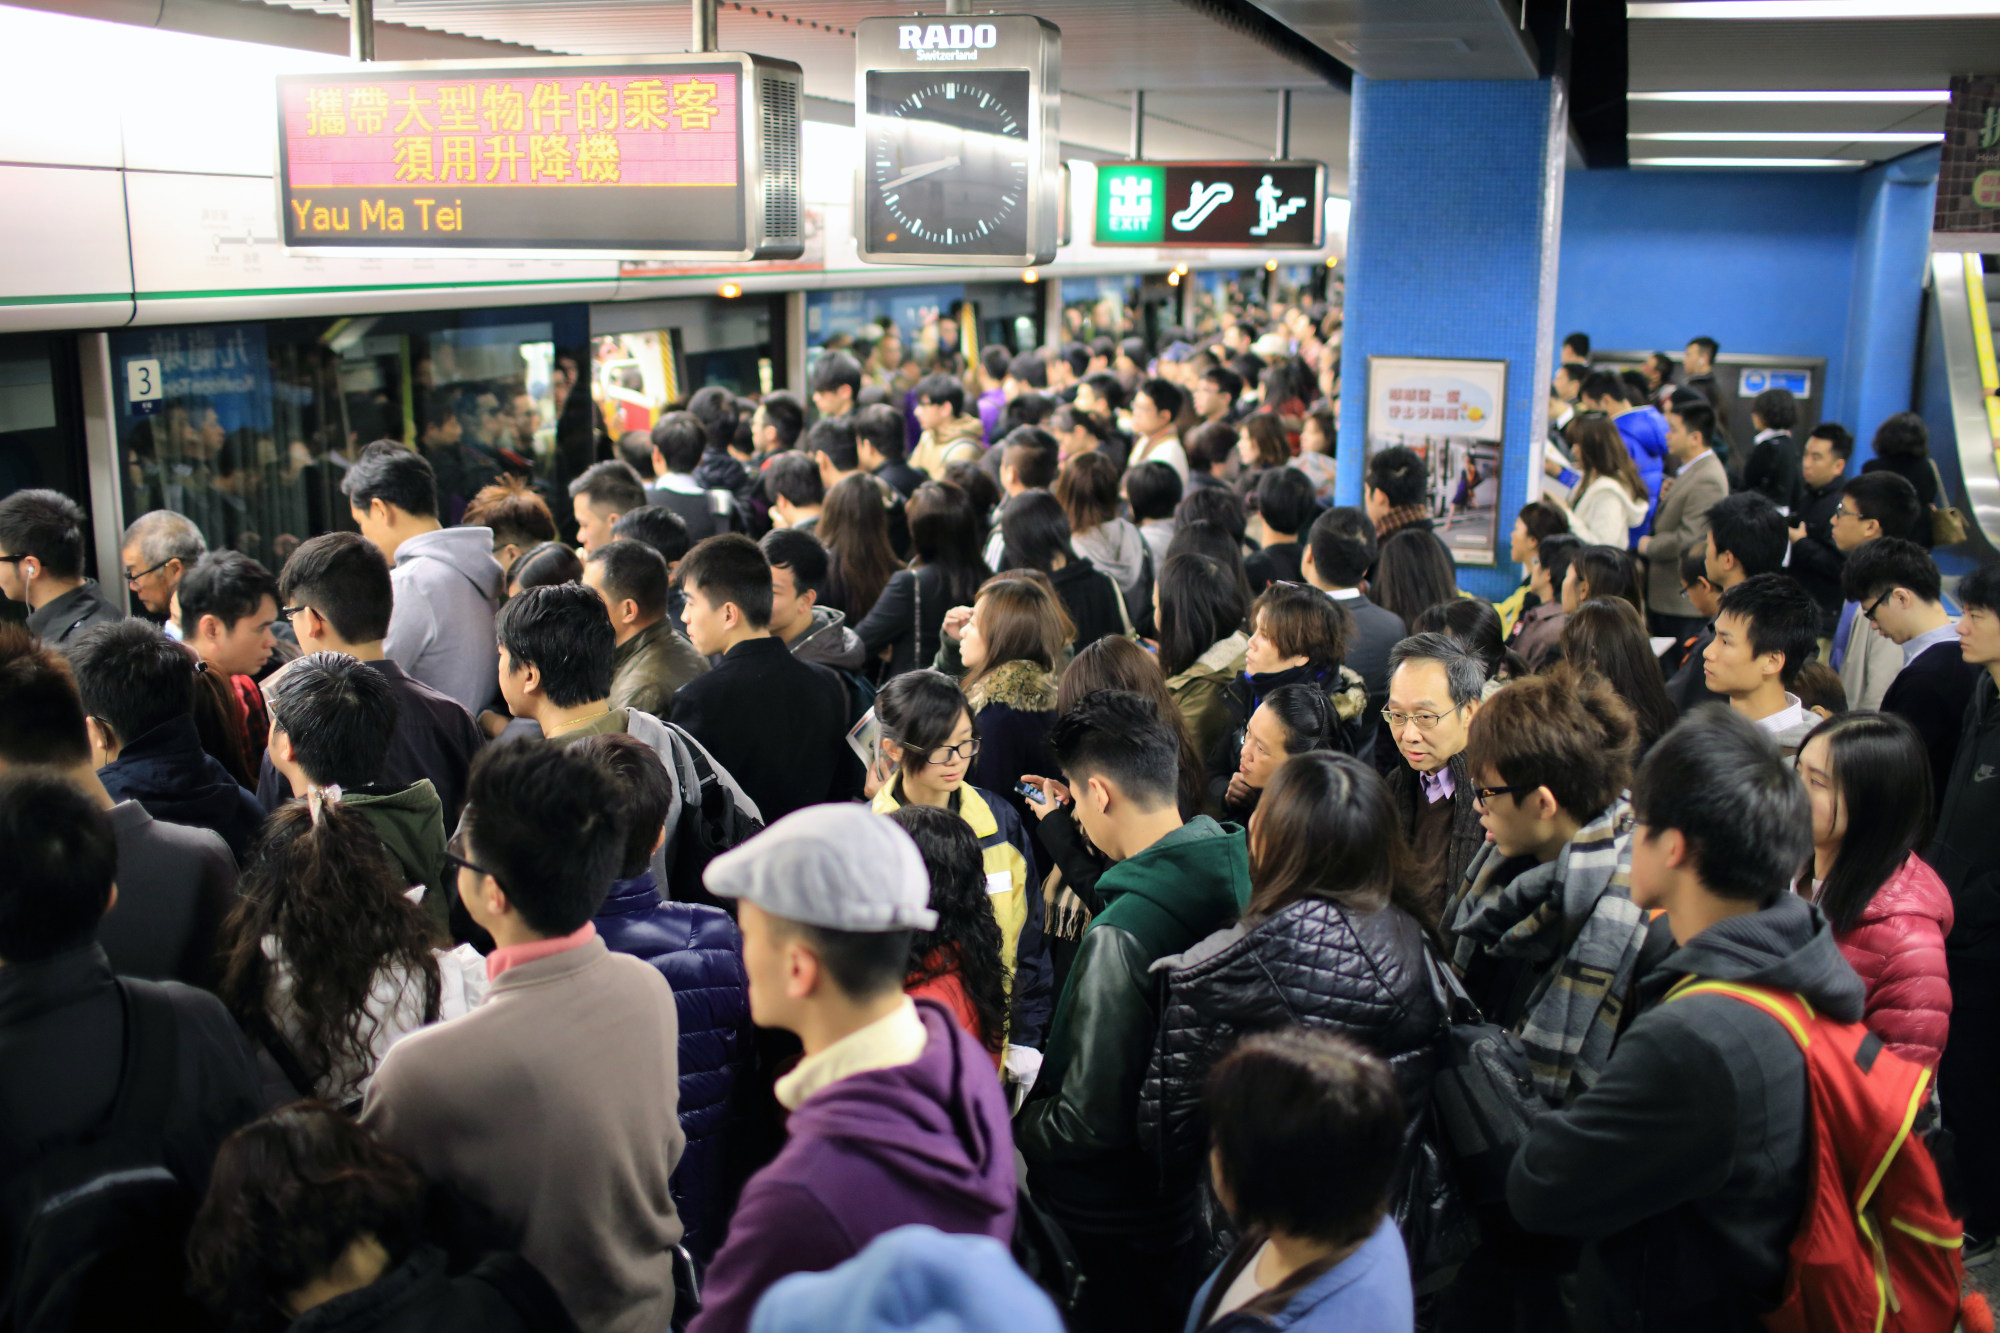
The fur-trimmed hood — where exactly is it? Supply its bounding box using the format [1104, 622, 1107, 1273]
[967, 658, 1058, 714]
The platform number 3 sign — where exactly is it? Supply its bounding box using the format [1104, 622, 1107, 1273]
[126, 358, 163, 417]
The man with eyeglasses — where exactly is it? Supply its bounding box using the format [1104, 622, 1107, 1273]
[0, 488, 124, 655]
[119, 510, 206, 640]
[1829, 470, 1924, 712]
[1381, 632, 1487, 921]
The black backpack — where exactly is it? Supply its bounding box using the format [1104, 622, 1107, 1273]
[663, 725, 765, 912]
[1, 979, 205, 1333]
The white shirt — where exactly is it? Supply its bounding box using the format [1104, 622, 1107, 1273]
[1902, 620, 1960, 667]
[1754, 693, 1811, 740]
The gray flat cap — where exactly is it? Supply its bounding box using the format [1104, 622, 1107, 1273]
[703, 803, 937, 933]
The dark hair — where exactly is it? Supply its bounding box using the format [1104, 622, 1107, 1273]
[1251, 582, 1349, 674]
[943, 459, 1002, 527]
[890, 804, 1008, 1056]
[1303, 407, 1335, 455]
[819, 474, 898, 618]
[1247, 751, 1426, 925]
[1580, 368, 1631, 406]
[758, 391, 806, 449]
[464, 739, 626, 934]
[1365, 446, 1426, 509]
[1051, 689, 1180, 809]
[216, 802, 439, 1094]
[1466, 666, 1636, 822]
[1793, 659, 1847, 715]
[1563, 331, 1591, 358]
[0, 770, 115, 961]
[0, 624, 89, 767]
[1516, 499, 1571, 547]
[1370, 529, 1459, 630]
[785, 920, 916, 1000]
[568, 460, 648, 516]
[1798, 712, 1933, 933]
[1255, 467, 1318, 539]
[1411, 596, 1519, 683]
[1957, 560, 2000, 615]
[967, 575, 1071, 688]
[1635, 707, 1812, 903]
[1004, 353, 1046, 389]
[875, 669, 975, 788]
[1570, 545, 1645, 619]
[178, 550, 280, 639]
[1059, 637, 1206, 817]
[616, 429, 657, 478]
[1259, 683, 1338, 760]
[763, 451, 825, 508]
[586, 539, 670, 621]
[761, 527, 831, 599]
[462, 480, 558, 553]
[805, 416, 860, 473]
[1808, 421, 1855, 462]
[1840, 470, 1926, 546]
[1870, 411, 1928, 462]
[1688, 335, 1719, 359]
[1053, 452, 1122, 533]
[1559, 598, 1677, 752]
[574, 732, 673, 880]
[507, 540, 583, 592]
[279, 532, 393, 645]
[187, 1104, 429, 1333]
[998, 489, 1078, 575]
[810, 350, 863, 398]
[1126, 460, 1183, 523]
[1176, 486, 1249, 547]
[854, 403, 908, 464]
[1535, 533, 1584, 598]
[651, 411, 709, 475]
[907, 482, 992, 608]
[269, 652, 398, 789]
[1137, 377, 1185, 420]
[1386, 631, 1486, 708]
[497, 583, 615, 707]
[1306, 508, 1375, 588]
[1571, 416, 1650, 505]
[1706, 492, 1789, 577]
[980, 344, 1012, 383]
[1716, 574, 1821, 687]
[1841, 535, 1941, 605]
[341, 441, 437, 519]
[1239, 415, 1290, 472]
[69, 618, 196, 746]
[1080, 371, 1126, 414]
[1203, 366, 1244, 401]
[915, 372, 966, 416]
[0, 488, 86, 579]
[1669, 398, 1717, 448]
[1157, 553, 1249, 679]
[1752, 387, 1799, 432]
[1118, 337, 1147, 368]
[613, 506, 694, 567]
[1678, 542, 1712, 592]
[678, 532, 773, 628]
[1061, 341, 1090, 377]
[686, 384, 737, 452]
[1206, 1029, 1404, 1248]
[1000, 425, 1061, 491]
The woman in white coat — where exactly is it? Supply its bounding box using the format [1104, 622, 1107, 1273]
[1563, 415, 1652, 550]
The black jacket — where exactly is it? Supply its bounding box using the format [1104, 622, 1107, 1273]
[669, 636, 852, 822]
[1666, 623, 1725, 715]
[1243, 542, 1305, 594]
[853, 565, 963, 678]
[288, 1246, 578, 1333]
[99, 800, 237, 990]
[1786, 478, 1845, 633]
[1334, 591, 1407, 717]
[25, 579, 124, 654]
[1385, 752, 1484, 924]
[1741, 430, 1803, 515]
[258, 658, 484, 823]
[1929, 671, 2000, 992]
[1047, 558, 1128, 654]
[100, 713, 267, 863]
[1507, 893, 1864, 1333]
[1882, 639, 1980, 819]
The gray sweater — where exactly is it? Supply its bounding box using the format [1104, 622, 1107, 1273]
[384, 525, 505, 715]
[362, 937, 685, 1333]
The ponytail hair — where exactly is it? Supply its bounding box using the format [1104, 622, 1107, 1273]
[1262, 683, 1336, 757]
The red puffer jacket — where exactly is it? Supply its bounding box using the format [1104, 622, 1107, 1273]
[1827, 852, 1954, 1069]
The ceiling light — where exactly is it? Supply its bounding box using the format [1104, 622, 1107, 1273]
[1631, 1, 2000, 17]
[718, 283, 742, 298]
[1629, 90, 1949, 103]
[1630, 156, 1868, 167]
[1631, 131, 1944, 143]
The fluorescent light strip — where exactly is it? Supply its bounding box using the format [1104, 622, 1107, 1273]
[1631, 1, 2000, 17]
[1630, 156, 1868, 167]
[1629, 90, 1949, 104]
[1631, 131, 1944, 143]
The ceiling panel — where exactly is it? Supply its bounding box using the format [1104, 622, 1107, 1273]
[1248, 0, 1540, 81]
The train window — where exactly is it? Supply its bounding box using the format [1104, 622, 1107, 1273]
[0, 333, 90, 622]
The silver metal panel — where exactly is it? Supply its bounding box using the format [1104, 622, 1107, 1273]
[77, 332, 131, 614]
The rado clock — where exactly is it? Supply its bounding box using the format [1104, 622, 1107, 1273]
[854, 16, 1060, 266]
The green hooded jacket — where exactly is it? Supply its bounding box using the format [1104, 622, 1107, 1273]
[344, 779, 451, 940]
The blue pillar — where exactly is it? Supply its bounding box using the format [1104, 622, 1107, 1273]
[1841, 148, 1940, 448]
[1336, 76, 1568, 601]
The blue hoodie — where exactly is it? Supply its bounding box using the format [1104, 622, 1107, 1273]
[1615, 406, 1672, 542]
[751, 1226, 1062, 1333]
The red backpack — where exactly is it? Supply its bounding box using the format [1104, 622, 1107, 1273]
[1667, 979, 1992, 1333]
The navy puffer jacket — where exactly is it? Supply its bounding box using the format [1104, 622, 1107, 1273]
[593, 870, 750, 1263]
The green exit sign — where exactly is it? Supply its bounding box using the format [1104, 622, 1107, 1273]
[1096, 164, 1165, 243]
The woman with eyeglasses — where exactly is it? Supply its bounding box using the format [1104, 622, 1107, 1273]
[869, 669, 1052, 1051]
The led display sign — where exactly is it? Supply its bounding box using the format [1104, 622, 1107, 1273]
[1094, 160, 1326, 249]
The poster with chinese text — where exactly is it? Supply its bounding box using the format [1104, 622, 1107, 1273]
[1364, 356, 1506, 566]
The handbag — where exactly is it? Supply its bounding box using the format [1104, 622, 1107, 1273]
[1420, 946, 1545, 1208]
[1009, 1153, 1087, 1312]
[1929, 458, 1969, 547]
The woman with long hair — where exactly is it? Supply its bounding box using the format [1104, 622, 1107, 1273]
[1218, 683, 1341, 820]
[1166, 517, 1255, 610]
[869, 670, 1050, 1049]
[1558, 597, 1679, 755]
[1561, 543, 1645, 621]
[1565, 416, 1650, 549]
[889, 803, 1012, 1066]
[1144, 752, 1444, 1273]
[1156, 551, 1252, 765]
[997, 489, 1129, 651]
[1411, 597, 1528, 688]
[940, 573, 1069, 832]
[1054, 451, 1150, 614]
[1370, 528, 1460, 630]
[854, 479, 992, 675]
[817, 472, 901, 621]
[1235, 412, 1290, 495]
[215, 801, 484, 1108]
[1796, 711, 1952, 1068]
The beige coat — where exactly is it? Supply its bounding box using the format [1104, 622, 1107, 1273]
[1644, 449, 1728, 618]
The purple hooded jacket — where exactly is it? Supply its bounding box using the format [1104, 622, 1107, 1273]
[688, 1000, 1017, 1333]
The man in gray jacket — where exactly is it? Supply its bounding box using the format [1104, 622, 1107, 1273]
[343, 441, 505, 716]
[1639, 398, 1728, 641]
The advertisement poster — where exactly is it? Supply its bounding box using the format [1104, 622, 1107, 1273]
[1365, 356, 1506, 565]
[1935, 75, 2000, 251]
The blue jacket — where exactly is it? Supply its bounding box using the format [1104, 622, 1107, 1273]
[1184, 1217, 1413, 1333]
[594, 870, 750, 1262]
[99, 713, 267, 863]
[1615, 407, 1672, 542]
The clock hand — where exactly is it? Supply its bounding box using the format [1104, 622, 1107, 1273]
[883, 155, 961, 189]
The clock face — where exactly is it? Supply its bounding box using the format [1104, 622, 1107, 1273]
[864, 70, 1032, 258]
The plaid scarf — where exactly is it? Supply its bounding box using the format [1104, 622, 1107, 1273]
[1444, 795, 1648, 1106]
[1376, 504, 1430, 538]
